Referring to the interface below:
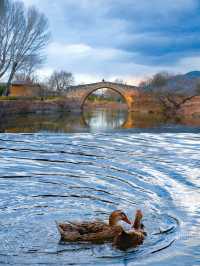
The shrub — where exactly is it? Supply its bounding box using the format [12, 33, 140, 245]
[0, 85, 6, 96]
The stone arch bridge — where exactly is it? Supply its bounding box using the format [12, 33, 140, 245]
[65, 81, 140, 110]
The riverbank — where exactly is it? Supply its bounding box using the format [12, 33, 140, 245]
[0, 98, 73, 118]
[0, 95, 200, 119]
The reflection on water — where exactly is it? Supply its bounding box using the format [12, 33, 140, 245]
[0, 108, 200, 133]
[84, 109, 128, 131]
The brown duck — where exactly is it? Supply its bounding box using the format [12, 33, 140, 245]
[56, 210, 131, 244]
[113, 209, 146, 251]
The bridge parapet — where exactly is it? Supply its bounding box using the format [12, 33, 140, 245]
[67, 81, 138, 92]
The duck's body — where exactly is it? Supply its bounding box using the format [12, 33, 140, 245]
[56, 221, 123, 243]
[113, 210, 146, 251]
[56, 210, 131, 244]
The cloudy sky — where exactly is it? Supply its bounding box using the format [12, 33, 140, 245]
[22, 0, 200, 85]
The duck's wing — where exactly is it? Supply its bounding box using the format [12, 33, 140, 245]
[56, 221, 82, 242]
[67, 221, 109, 235]
[81, 226, 120, 243]
[55, 220, 106, 234]
[56, 221, 78, 232]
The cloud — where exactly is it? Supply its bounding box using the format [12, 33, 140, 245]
[21, 0, 200, 83]
[47, 42, 134, 61]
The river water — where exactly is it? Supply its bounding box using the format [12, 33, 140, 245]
[0, 109, 199, 265]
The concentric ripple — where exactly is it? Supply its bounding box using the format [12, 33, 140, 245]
[0, 133, 199, 266]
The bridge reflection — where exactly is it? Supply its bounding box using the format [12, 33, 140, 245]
[0, 109, 199, 133]
[83, 109, 128, 131]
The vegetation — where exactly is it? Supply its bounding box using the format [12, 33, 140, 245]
[114, 78, 125, 84]
[13, 72, 38, 85]
[87, 94, 123, 102]
[0, 84, 6, 95]
[140, 72, 199, 117]
[47, 70, 74, 93]
[85, 88, 126, 107]
[0, 95, 63, 101]
[0, 0, 50, 95]
[0, 1, 74, 98]
[0, 96, 20, 100]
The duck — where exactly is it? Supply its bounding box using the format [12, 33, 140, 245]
[113, 209, 146, 251]
[56, 210, 131, 244]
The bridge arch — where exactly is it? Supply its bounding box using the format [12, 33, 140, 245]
[66, 81, 139, 111]
[80, 85, 128, 110]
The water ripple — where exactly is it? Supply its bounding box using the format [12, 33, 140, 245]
[0, 133, 199, 265]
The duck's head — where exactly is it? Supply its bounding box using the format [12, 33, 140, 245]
[133, 209, 144, 230]
[109, 210, 131, 226]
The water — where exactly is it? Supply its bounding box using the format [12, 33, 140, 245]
[0, 109, 200, 265]
[1, 108, 200, 133]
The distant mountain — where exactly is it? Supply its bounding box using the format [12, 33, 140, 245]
[184, 71, 200, 79]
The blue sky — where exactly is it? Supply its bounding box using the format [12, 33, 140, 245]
[23, 0, 200, 84]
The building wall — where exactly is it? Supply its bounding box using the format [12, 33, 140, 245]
[10, 84, 41, 97]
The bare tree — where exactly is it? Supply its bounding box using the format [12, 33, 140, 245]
[140, 72, 197, 117]
[114, 78, 124, 84]
[17, 54, 43, 78]
[0, 0, 50, 95]
[13, 72, 38, 85]
[47, 70, 74, 93]
[139, 72, 171, 92]
[13, 55, 41, 84]
[0, 0, 20, 79]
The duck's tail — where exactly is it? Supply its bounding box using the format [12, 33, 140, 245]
[55, 221, 64, 236]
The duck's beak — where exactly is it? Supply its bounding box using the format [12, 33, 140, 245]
[122, 215, 132, 225]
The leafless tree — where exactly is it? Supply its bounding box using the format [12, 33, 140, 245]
[140, 72, 197, 117]
[114, 78, 124, 84]
[0, 0, 19, 79]
[139, 72, 171, 92]
[47, 70, 74, 93]
[13, 55, 42, 84]
[13, 72, 38, 85]
[0, 0, 50, 95]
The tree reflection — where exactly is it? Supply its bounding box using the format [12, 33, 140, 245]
[0, 110, 200, 133]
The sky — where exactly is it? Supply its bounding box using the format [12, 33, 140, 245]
[22, 0, 200, 85]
